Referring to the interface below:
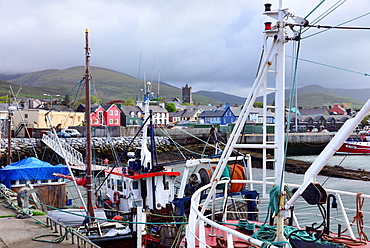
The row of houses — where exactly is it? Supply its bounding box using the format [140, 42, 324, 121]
[0, 100, 357, 137]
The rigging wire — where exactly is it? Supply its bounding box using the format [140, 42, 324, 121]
[304, 0, 326, 19]
[281, 33, 302, 192]
[286, 55, 370, 77]
[8, 86, 38, 158]
[302, 11, 370, 39]
[87, 75, 123, 169]
[276, 0, 326, 194]
[302, 0, 346, 33]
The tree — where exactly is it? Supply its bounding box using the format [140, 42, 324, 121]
[74, 95, 102, 107]
[166, 103, 176, 112]
[253, 102, 263, 108]
[124, 99, 136, 106]
[361, 115, 370, 128]
[60, 95, 70, 106]
[0, 95, 9, 103]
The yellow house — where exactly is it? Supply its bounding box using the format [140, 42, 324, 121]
[12, 109, 85, 130]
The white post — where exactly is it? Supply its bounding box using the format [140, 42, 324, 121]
[274, 2, 287, 244]
[245, 154, 254, 190]
[136, 206, 143, 248]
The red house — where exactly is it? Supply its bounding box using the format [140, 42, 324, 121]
[329, 104, 346, 115]
[90, 104, 121, 126]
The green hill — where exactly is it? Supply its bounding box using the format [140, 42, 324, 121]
[0, 68, 368, 109]
[286, 92, 365, 109]
[195, 90, 245, 105]
[0, 79, 61, 99]
[3, 66, 222, 105]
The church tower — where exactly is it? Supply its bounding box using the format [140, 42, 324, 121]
[182, 84, 193, 104]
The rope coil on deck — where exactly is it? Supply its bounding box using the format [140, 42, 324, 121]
[32, 226, 74, 243]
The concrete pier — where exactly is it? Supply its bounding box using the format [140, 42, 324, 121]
[0, 204, 77, 248]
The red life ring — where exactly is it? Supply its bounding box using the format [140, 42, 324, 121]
[113, 191, 121, 205]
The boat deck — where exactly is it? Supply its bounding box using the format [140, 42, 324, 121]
[185, 220, 370, 248]
[69, 164, 108, 176]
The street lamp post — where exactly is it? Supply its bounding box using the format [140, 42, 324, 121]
[43, 93, 60, 109]
[7, 106, 17, 165]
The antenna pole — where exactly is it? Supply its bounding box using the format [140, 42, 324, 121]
[157, 72, 160, 100]
[85, 28, 94, 218]
[7, 94, 12, 165]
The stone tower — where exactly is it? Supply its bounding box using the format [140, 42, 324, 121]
[182, 84, 193, 104]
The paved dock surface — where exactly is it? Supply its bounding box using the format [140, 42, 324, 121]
[0, 203, 77, 248]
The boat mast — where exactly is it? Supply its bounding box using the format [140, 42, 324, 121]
[274, 0, 287, 242]
[7, 94, 12, 166]
[141, 82, 152, 171]
[84, 28, 94, 218]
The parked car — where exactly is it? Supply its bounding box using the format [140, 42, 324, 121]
[57, 129, 81, 138]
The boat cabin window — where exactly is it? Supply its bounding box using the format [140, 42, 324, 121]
[123, 181, 126, 190]
[107, 177, 111, 188]
[164, 181, 169, 190]
[117, 180, 123, 191]
[111, 178, 115, 190]
[132, 181, 139, 190]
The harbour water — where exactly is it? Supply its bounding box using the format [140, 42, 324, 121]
[288, 154, 370, 171]
[285, 154, 370, 234]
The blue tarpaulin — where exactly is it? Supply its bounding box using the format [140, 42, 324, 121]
[0, 157, 69, 189]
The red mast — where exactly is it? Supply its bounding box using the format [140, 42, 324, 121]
[85, 29, 94, 218]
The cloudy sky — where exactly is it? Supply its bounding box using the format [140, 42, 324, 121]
[0, 0, 369, 97]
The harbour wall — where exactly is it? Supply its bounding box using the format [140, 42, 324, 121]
[2, 129, 355, 163]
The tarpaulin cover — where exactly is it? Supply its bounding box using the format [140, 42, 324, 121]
[0, 157, 69, 189]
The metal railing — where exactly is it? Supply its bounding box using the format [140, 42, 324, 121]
[186, 179, 370, 248]
[46, 216, 100, 248]
[42, 134, 85, 166]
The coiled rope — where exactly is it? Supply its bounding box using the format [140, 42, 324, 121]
[354, 193, 368, 242]
[32, 226, 74, 243]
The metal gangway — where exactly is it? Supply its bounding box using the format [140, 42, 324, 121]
[42, 134, 85, 167]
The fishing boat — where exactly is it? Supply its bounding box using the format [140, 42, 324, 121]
[0, 157, 69, 209]
[336, 131, 370, 154]
[184, 2, 370, 248]
[97, 77, 262, 247]
[43, 30, 136, 247]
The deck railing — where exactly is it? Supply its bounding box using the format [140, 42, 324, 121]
[186, 179, 370, 248]
[46, 216, 100, 248]
[42, 134, 85, 166]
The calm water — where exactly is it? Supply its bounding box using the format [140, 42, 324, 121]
[288, 154, 370, 171]
[285, 154, 370, 233]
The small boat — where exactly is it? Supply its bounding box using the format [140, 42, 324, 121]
[185, 2, 370, 248]
[336, 131, 370, 154]
[0, 157, 69, 209]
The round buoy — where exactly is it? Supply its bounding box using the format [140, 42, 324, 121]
[113, 191, 121, 205]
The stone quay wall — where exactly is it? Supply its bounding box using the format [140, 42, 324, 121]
[0, 131, 357, 166]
